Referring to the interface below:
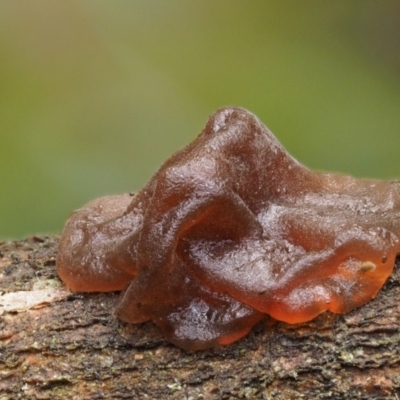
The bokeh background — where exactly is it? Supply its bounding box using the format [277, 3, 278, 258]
[1, 1, 400, 239]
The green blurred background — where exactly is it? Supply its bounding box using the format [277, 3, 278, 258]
[1, 1, 400, 239]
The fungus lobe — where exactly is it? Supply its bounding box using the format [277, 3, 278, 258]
[57, 107, 400, 350]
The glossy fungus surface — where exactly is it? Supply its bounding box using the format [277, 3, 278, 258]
[57, 107, 400, 350]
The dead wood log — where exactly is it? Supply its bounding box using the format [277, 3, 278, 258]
[1, 236, 400, 399]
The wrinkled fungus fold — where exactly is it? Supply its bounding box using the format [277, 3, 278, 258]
[57, 107, 400, 350]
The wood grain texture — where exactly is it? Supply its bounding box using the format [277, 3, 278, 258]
[1, 236, 400, 399]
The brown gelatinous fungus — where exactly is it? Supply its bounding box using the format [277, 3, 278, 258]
[57, 107, 400, 350]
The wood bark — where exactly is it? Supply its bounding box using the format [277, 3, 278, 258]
[1, 236, 400, 399]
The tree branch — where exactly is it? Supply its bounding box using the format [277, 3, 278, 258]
[1, 236, 400, 399]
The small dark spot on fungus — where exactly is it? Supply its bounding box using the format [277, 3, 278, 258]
[57, 107, 400, 351]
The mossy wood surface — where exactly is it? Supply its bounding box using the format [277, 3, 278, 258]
[1, 236, 400, 399]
